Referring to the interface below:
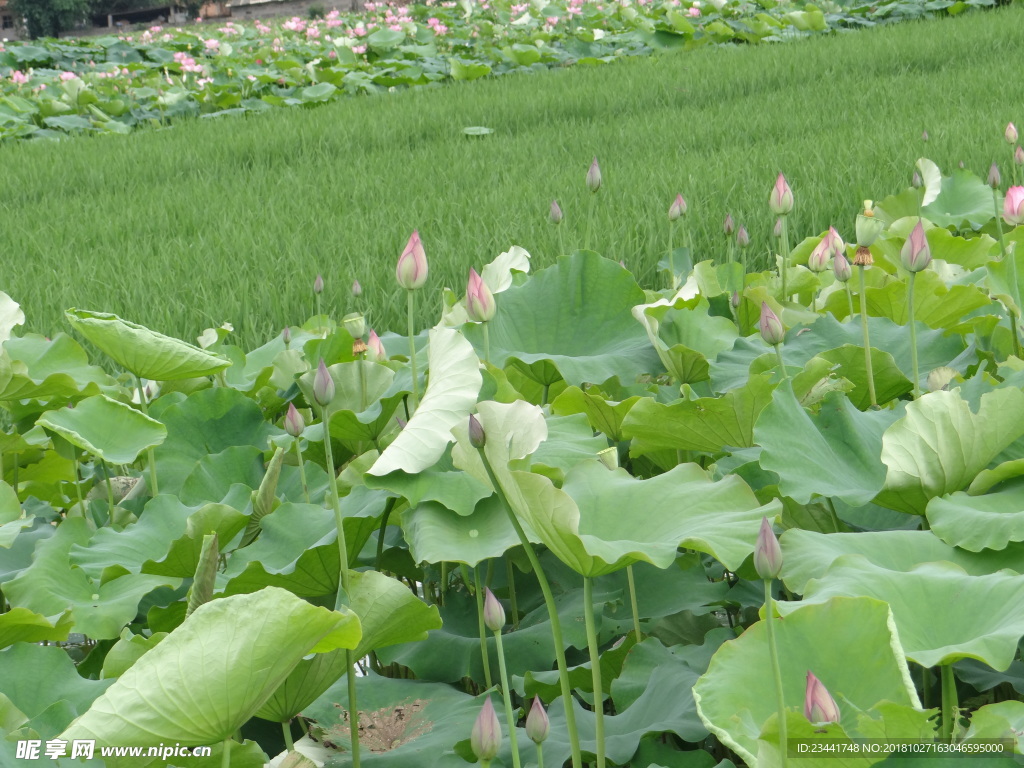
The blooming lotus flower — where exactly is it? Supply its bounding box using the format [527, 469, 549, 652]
[586, 157, 602, 193]
[855, 203, 884, 247]
[759, 302, 785, 346]
[1004, 186, 1024, 227]
[754, 517, 782, 580]
[1007, 123, 1019, 145]
[804, 671, 840, 725]
[669, 194, 687, 221]
[550, 199, 563, 224]
[737, 226, 750, 248]
[807, 237, 831, 273]
[769, 174, 794, 216]
[988, 163, 1002, 189]
[901, 221, 932, 273]
[284, 403, 304, 437]
[313, 273, 324, 294]
[824, 227, 845, 259]
[723, 213, 735, 237]
[526, 696, 549, 744]
[367, 329, 386, 361]
[396, 230, 428, 290]
[468, 414, 486, 449]
[483, 587, 505, 632]
[466, 268, 496, 323]
[471, 698, 501, 761]
[833, 251, 852, 283]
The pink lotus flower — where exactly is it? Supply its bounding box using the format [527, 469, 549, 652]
[1004, 186, 1024, 227]
[769, 173, 794, 216]
[1006, 122, 1019, 145]
[668, 194, 687, 221]
[833, 251, 852, 283]
[824, 227, 845, 258]
[396, 230, 428, 289]
[11, 70, 28, 85]
[312, 359, 335, 406]
[804, 671, 840, 724]
[807, 236, 831, 273]
[526, 696, 549, 744]
[550, 199, 563, 224]
[753, 517, 782, 580]
[284, 403, 304, 437]
[367, 329, 387, 361]
[687, 6, 701, 16]
[901, 221, 932, 273]
[759, 302, 785, 347]
[470, 698, 501, 761]
[483, 587, 505, 631]
[466, 268, 496, 323]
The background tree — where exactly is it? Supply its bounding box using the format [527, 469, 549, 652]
[7, 0, 92, 39]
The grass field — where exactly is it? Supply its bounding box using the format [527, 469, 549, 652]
[2, 4, 1023, 349]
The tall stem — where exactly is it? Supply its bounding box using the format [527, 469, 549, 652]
[221, 738, 231, 768]
[780, 216, 790, 301]
[482, 322, 490, 366]
[294, 439, 309, 504]
[493, 629, 522, 768]
[135, 375, 159, 495]
[536, 742, 544, 768]
[940, 664, 958, 742]
[844, 283, 855, 321]
[667, 223, 675, 290]
[100, 459, 115, 523]
[625, 565, 642, 641]
[583, 577, 606, 768]
[505, 558, 519, 630]
[586, 194, 596, 252]
[475, 564, 494, 689]
[477, 450, 583, 768]
[765, 580, 789, 768]
[774, 345, 789, 382]
[282, 721, 294, 752]
[407, 290, 419, 407]
[994, 188, 1023, 359]
[858, 267, 878, 407]
[908, 273, 920, 399]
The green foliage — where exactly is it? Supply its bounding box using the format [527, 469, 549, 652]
[7, 0, 92, 39]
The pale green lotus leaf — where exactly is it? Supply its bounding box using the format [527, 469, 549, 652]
[0, 607, 74, 649]
[402, 495, 520, 567]
[927, 483, 1024, 552]
[0, 333, 117, 403]
[0, 292, 25, 343]
[37, 395, 167, 464]
[964, 701, 1024, 755]
[632, 294, 738, 384]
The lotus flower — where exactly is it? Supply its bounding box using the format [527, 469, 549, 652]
[769, 174, 794, 216]
[773, 218, 783, 239]
[483, 587, 505, 632]
[753, 517, 782, 580]
[1004, 186, 1024, 227]
[807, 237, 831, 273]
[284, 403, 304, 438]
[351, 279, 362, 297]
[759, 302, 785, 347]
[901, 221, 932, 273]
[668, 194, 687, 221]
[526, 696, 550, 744]
[468, 413, 486, 449]
[312, 358, 335, 406]
[550, 199, 563, 224]
[1016, 146, 1024, 167]
[723, 213, 735, 237]
[471, 698, 501, 761]
[586, 157, 602, 193]
[737, 226, 750, 248]
[824, 227, 845, 258]
[466, 268, 496, 323]
[396, 230, 428, 290]
[833, 251, 852, 283]
[367, 329, 386, 361]
[313, 274, 324, 294]
[804, 671, 840, 724]
[1007, 122, 1019, 145]
[988, 163, 1002, 189]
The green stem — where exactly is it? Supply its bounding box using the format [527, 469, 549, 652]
[482, 322, 490, 366]
[541, 384, 549, 407]
[475, 564, 494, 689]
[536, 742, 544, 768]
[505, 558, 519, 630]
[439, 561, 448, 605]
[73, 457, 85, 515]
[994, 187, 1023, 359]
[583, 577, 606, 768]
[283, 721, 294, 752]
[765, 580, 789, 768]
[101, 459, 115, 523]
[316, 293, 323, 335]
[493, 629, 523, 768]
[773, 345, 788, 382]
[221, 738, 231, 768]
[845, 282, 855, 321]
[921, 665, 932, 709]
[940, 664, 958, 742]
[780, 216, 790, 301]
[858, 266, 878, 407]
[407, 290, 419, 407]
[625, 565, 642, 641]
[586, 193, 596, 252]
[908, 272, 920, 399]
[374, 497, 396, 574]
[476, 449, 583, 768]
[557, 223, 565, 259]
[294, 439, 310, 504]
[135, 375, 159, 495]
[668, 224, 676, 290]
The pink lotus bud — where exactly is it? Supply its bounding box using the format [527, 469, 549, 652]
[736, 226, 750, 248]
[668, 194, 687, 221]
[351, 279, 362, 297]
[833, 251, 852, 283]
[471, 698, 501, 761]
[550, 199, 563, 224]
[586, 157, 602, 193]
[483, 587, 505, 632]
[988, 163, 1002, 189]
[825, 227, 845, 259]
[1015, 146, 1024, 166]
[773, 217, 783, 239]
[731, 290, 741, 308]
[804, 671, 840, 725]
[284, 403, 304, 437]
[313, 359, 335, 406]
[1003, 187, 1024, 226]
[1006, 122, 1019, 145]
[396, 230, 428, 290]
[466, 268, 496, 323]
[769, 173, 794, 216]
[958, 160, 965, 169]
[921, 130, 929, 142]
[901, 221, 932, 273]
[754, 517, 782, 579]
[807, 237, 831, 273]
[281, 326, 291, 346]
[313, 273, 324, 294]
[526, 696, 549, 744]
[723, 213, 735, 237]
[468, 414, 486, 449]
[367, 329, 386, 361]
[759, 302, 785, 347]
[911, 171, 922, 188]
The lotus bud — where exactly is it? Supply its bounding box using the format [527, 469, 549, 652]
[468, 414, 486, 449]
[959, 160, 965, 169]
[723, 213, 735, 237]
[769, 173, 794, 216]
[471, 698, 501, 761]
[921, 130, 929, 142]
[855, 203, 884, 247]
[853, 246, 874, 267]
[807, 237, 831, 273]
[804, 671, 840, 725]
[901, 221, 932, 273]
[731, 290, 741, 308]
[284, 403, 305, 437]
[1007, 122, 1019, 145]
[586, 157, 602, 193]
[282, 326, 291, 347]
[773, 217, 783, 239]
[754, 516, 782, 580]
[367, 329, 387, 361]
[396, 415, 407, 430]
[313, 273, 324, 294]
[668, 194, 687, 221]
[988, 163, 1002, 189]
[1003, 186, 1024, 227]
[911, 171, 922, 188]
[396, 230, 428, 290]
[1016, 146, 1024, 166]
[351, 279, 362, 297]
[550, 199, 563, 224]
[466, 268, 496, 323]
[833, 251, 852, 283]
[736, 225, 750, 248]
[759, 302, 785, 347]
[483, 587, 505, 632]
[342, 312, 365, 340]
[526, 696, 550, 744]
[312, 359, 335, 407]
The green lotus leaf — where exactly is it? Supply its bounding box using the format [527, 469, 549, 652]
[755, 384, 901, 505]
[965, 701, 1024, 755]
[255, 649, 350, 724]
[296, 359, 397, 429]
[368, 328, 482, 477]
[0, 333, 117, 403]
[550, 385, 643, 442]
[926, 227, 998, 269]
[0, 516, 53, 579]
[0, 291, 24, 343]
[178, 445, 264, 505]
[779, 528, 1024, 594]
[863, 269, 993, 328]
[969, 458, 1024, 495]
[632, 294, 738, 384]
[516, 413, 609, 481]
[813, 345, 912, 409]
[780, 557, 1024, 669]
[60, 587, 360, 746]
[621, 373, 776, 456]
[450, 399, 549, 488]
[694, 597, 920, 766]
[101, 627, 167, 679]
[922, 168, 997, 230]
[66, 309, 230, 381]
[0, 607, 73, 649]
[927, 482, 1024, 552]
[0, 479, 20, 523]
[463, 251, 662, 387]
[365, 446, 491, 517]
[875, 388, 1024, 515]
[401, 495, 520, 567]
[36, 394, 166, 465]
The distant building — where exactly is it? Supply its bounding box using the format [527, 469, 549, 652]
[0, 0, 24, 40]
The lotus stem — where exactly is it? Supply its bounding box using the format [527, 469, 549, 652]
[536, 743, 544, 768]
[668, 223, 677, 290]
[586, 193, 596, 252]
[482, 322, 491, 366]
[845, 283, 855, 321]
[541, 384, 549, 407]
[764, 579, 789, 768]
[477, 449, 583, 768]
[135, 375, 159, 495]
[583, 577, 606, 768]
[780, 216, 790, 301]
[221, 738, 231, 768]
[506, 558, 519, 630]
[475, 564, 494, 689]
[773, 345, 788, 382]
[940, 664, 958, 742]
[100, 459, 115, 522]
[374, 497, 396, 574]
[283, 721, 294, 752]
[293, 439, 310, 504]
[316, 293, 323, 336]
[492, 627, 522, 768]
[625, 565, 642, 641]
[993, 188, 1023, 359]
[322, 404, 361, 768]
[407, 290, 419, 407]
[73, 456, 85, 515]
[858, 267, 878, 407]
[907, 273, 921, 399]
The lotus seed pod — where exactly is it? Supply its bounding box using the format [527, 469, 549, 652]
[855, 203, 883, 247]
[342, 312, 365, 340]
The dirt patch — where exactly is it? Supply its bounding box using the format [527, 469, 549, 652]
[320, 699, 430, 753]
